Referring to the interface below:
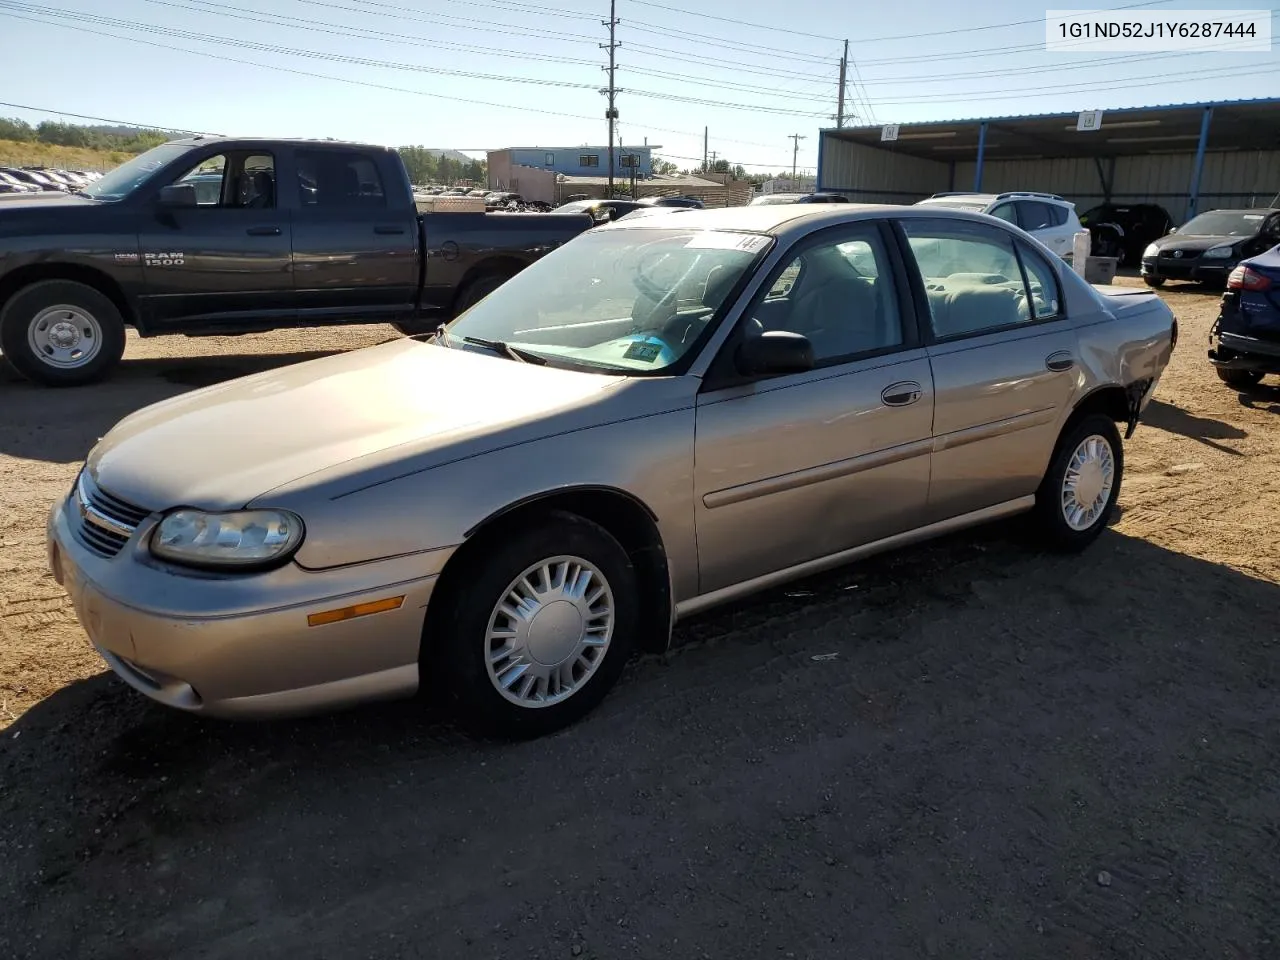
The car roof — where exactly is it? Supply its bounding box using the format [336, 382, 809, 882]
[599, 202, 1004, 239]
[1195, 207, 1280, 215]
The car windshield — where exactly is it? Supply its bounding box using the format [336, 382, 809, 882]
[440, 227, 773, 374]
[751, 195, 800, 205]
[1175, 211, 1268, 237]
[553, 200, 593, 213]
[81, 143, 196, 201]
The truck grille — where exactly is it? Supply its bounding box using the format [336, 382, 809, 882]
[69, 471, 151, 559]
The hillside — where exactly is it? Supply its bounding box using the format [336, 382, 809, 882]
[0, 139, 136, 172]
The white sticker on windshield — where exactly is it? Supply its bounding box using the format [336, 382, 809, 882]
[684, 232, 771, 253]
[1244, 215, 1265, 220]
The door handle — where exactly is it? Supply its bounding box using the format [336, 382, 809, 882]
[1045, 351, 1075, 372]
[881, 381, 923, 407]
[374, 224, 407, 235]
[246, 225, 281, 236]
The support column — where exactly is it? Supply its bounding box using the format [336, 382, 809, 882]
[973, 122, 987, 192]
[1187, 106, 1214, 220]
[948, 160, 955, 192]
[816, 132, 826, 192]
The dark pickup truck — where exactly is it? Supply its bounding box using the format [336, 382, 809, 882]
[0, 136, 592, 386]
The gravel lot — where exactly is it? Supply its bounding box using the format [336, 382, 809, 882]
[2, 279, 1278, 959]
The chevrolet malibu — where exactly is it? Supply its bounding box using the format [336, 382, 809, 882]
[48, 205, 1177, 737]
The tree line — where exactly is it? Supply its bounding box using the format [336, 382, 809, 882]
[396, 146, 486, 185]
[0, 117, 175, 152]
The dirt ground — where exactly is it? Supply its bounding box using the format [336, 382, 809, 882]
[2, 279, 1278, 959]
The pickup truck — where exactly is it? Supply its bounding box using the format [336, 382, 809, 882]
[0, 136, 592, 386]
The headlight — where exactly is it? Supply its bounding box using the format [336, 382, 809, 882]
[1143, 243, 1160, 257]
[1203, 245, 1235, 259]
[150, 509, 304, 568]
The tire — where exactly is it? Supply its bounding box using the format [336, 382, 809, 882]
[453, 272, 512, 316]
[1143, 276, 1165, 288]
[1031, 414, 1124, 552]
[0, 280, 127, 386]
[434, 511, 638, 739]
[1216, 367, 1264, 389]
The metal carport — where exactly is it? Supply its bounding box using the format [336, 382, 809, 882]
[816, 98, 1280, 222]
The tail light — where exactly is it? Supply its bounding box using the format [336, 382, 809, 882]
[1227, 265, 1272, 291]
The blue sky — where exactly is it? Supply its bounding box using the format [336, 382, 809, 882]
[0, 0, 1275, 173]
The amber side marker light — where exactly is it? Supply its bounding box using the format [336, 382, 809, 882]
[308, 595, 405, 627]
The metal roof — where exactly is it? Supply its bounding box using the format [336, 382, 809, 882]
[822, 98, 1280, 162]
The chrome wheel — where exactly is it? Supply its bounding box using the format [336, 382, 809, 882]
[27, 304, 103, 369]
[484, 555, 615, 708]
[1061, 434, 1116, 531]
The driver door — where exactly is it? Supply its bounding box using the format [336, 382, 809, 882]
[692, 222, 934, 595]
[136, 149, 295, 329]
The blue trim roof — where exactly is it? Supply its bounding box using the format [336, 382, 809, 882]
[820, 97, 1280, 135]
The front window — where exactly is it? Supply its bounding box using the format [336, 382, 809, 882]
[440, 228, 773, 373]
[1176, 211, 1267, 237]
[81, 142, 195, 201]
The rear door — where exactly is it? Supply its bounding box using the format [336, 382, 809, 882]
[287, 146, 419, 323]
[1015, 200, 1073, 257]
[135, 148, 295, 328]
[896, 217, 1079, 523]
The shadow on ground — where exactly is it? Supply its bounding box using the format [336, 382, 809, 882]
[0, 349, 350, 463]
[1142, 397, 1247, 454]
[3, 526, 1278, 960]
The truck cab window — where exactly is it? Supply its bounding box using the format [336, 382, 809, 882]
[295, 150, 386, 208]
[170, 152, 276, 209]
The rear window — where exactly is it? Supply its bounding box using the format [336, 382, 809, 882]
[295, 150, 387, 207]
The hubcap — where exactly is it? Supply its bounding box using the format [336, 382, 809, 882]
[484, 556, 614, 708]
[28, 304, 104, 369]
[1061, 434, 1116, 531]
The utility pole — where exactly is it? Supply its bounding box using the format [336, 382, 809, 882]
[708, 149, 718, 171]
[836, 39, 848, 128]
[703, 126, 708, 172]
[601, 0, 619, 198]
[788, 133, 806, 183]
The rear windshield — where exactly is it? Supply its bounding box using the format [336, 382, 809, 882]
[916, 197, 990, 214]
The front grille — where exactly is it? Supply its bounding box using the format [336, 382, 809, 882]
[69, 470, 151, 559]
[1159, 248, 1201, 261]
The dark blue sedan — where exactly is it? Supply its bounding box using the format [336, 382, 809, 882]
[1208, 245, 1280, 388]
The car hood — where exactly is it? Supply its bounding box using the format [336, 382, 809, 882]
[0, 192, 92, 210]
[1149, 233, 1241, 252]
[88, 338, 628, 511]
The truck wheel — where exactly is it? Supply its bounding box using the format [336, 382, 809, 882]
[1216, 368, 1264, 389]
[454, 272, 512, 316]
[0, 280, 127, 387]
[1143, 276, 1165, 288]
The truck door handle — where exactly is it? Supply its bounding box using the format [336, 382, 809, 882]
[246, 226, 281, 236]
[1045, 351, 1075, 372]
[881, 381, 923, 407]
[374, 224, 407, 235]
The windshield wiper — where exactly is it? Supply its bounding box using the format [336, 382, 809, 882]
[461, 335, 547, 365]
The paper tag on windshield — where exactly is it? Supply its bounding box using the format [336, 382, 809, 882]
[684, 232, 772, 254]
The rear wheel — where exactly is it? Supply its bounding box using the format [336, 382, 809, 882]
[453, 272, 512, 316]
[1216, 367, 1265, 389]
[434, 511, 638, 739]
[1031, 414, 1124, 552]
[1143, 276, 1165, 288]
[0, 279, 127, 386]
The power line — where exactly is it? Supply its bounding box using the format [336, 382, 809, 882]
[0, 99, 215, 135]
[0, 8, 788, 151]
[623, 0, 1172, 43]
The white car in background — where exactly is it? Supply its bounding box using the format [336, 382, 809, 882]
[915, 191, 1085, 260]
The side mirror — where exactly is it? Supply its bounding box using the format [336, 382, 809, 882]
[735, 330, 815, 376]
[158, 183, 197, 208]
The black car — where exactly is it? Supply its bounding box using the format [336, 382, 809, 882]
[638, 195, 705, 209]
[1140, 208, 1280, 288]
[794, 192, 850, 204]
[552, 198, 647, 224]
[1079, 202, 1173, 266]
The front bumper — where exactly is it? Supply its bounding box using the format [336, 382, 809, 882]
[1141, 256, 1234, 283]
[47, 494, 447, 719]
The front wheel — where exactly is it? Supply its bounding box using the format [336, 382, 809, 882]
[1031, 414, 1124, 552]
[453, 272, 512, 316]
[435, 511, 638, 738]
[1216, 367, 1265, 389]
[1143, 276, 1166, 288]
[0, 280, 127, 386]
